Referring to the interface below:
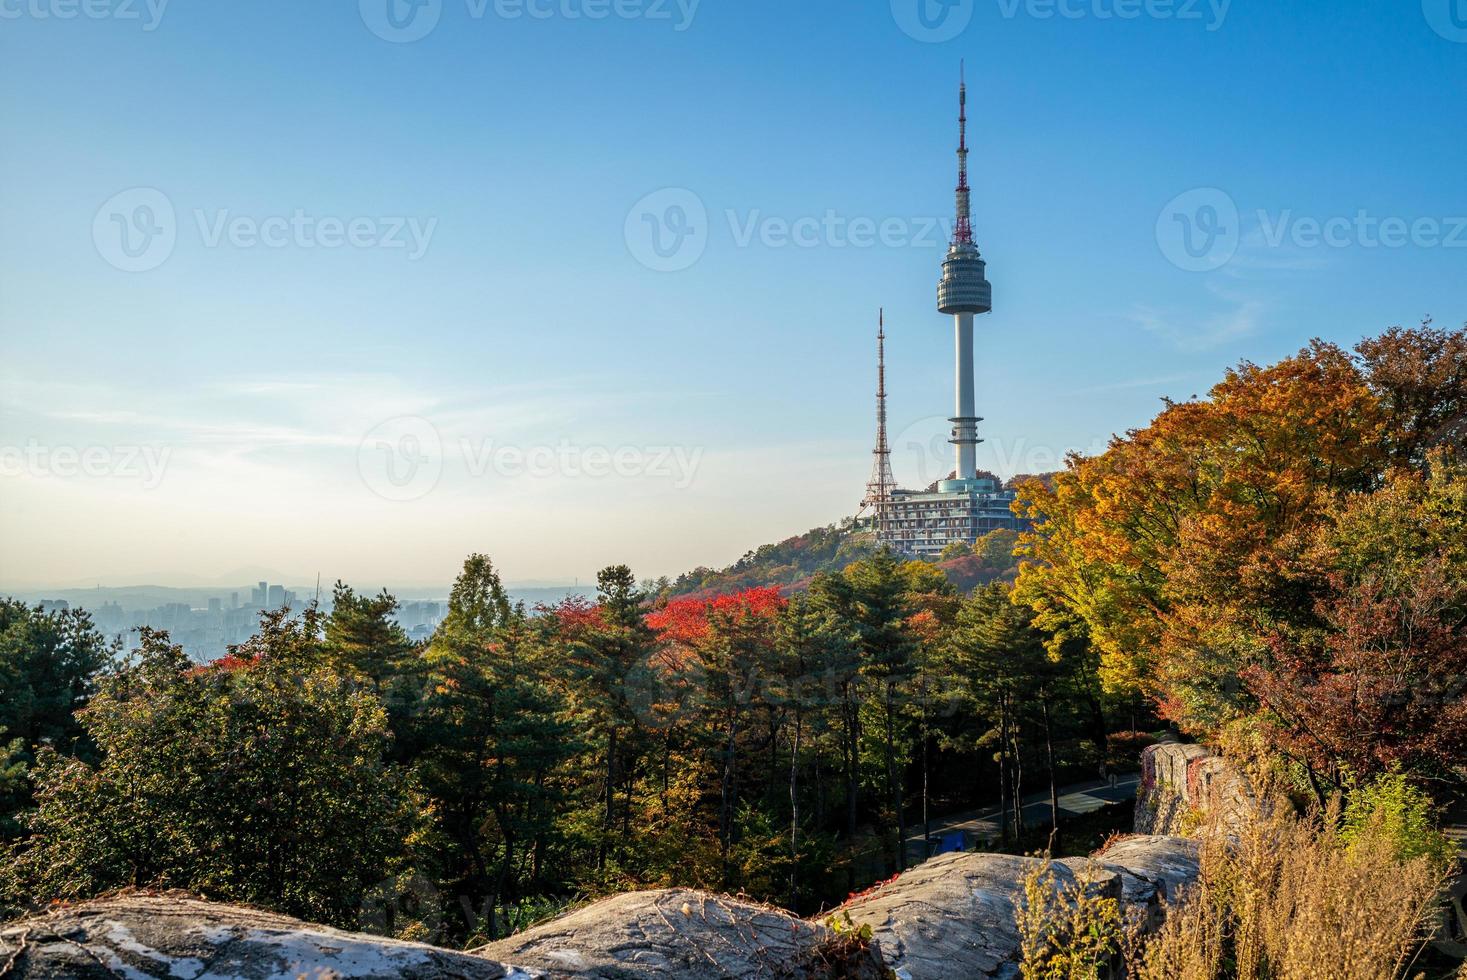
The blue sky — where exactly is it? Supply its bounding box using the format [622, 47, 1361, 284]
[1, 0, 1464, 589]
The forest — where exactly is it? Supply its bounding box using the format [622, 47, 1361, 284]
[1, 322, 1464, 968]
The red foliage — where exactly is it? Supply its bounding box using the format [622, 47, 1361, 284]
[840, 872, 902, 907]
[646, 586, 786, 646]
[1243, 561, 1467, 781]
[187, 652, 259, 676]
[539, 595, 607, 640]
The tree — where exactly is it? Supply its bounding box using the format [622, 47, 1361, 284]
[582, 566, 653, 871]
[1245, 461, 1467, 794]
[0, 601, 116, 837]
[0, 733, 25, 841]
[945, 585, 1057, 846]
[325, 582, 415, 689]
[1354, 320, 1467, 468]
[648, 586, 785, 886]
[415, 555, 576, 942]
[4, 621, 418, 929]
[940, 541, 973, 561]
[0, 601, 115, 755]
[1014, 338, 1390, 733]
[806, 571, 868, 865]
[845, 551, 918, 871]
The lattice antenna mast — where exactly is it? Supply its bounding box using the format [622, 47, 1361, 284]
[954, 59, 973, 246]
[862, 309, 898, 540]
[875, 309, 889, 459]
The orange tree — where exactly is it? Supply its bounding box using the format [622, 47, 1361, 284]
[1012, 324, 1465, 746]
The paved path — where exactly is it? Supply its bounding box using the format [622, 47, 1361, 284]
[904, 774, 1141, 865]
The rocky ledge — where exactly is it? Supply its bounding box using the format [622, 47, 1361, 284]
[1, 836, 1196, 979]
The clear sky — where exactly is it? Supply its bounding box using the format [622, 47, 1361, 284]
[1, 0, 1464, 590]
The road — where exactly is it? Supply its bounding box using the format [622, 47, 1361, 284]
[904, 773, 1141, 866]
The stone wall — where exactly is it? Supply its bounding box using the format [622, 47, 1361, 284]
[1135, 741, 1256, 836]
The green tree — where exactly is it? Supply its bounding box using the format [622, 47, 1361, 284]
[325, 582, 415, 689]
[415, 555, 576, 942]
[4, 621, 417, 929]
[946, 585, 1053, 846]
[808, 571, 867, 856]
[845, 550, 918, 871]
[0, 732, 25, 841]
[0, 601, 116, 837]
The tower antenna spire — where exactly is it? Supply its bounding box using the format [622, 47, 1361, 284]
[954, 61, 973, 246]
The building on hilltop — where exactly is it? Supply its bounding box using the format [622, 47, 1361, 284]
[859, 66, 1030, 558]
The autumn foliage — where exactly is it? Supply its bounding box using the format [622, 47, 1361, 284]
[1012, 321, 1467, 789]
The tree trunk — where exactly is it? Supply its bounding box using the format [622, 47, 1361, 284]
[599, 727, 617, 870]
[844, 684, 859, 841]
[886, 680, 905, 872]
[1011, 724, 1023, 842]
[789, 710, 801, 908]
[1080, 671, 1109, 778]
[1043, 690, 1059, 852]
[921, 685, 931, 862]
[720, 706, 739, 884]
[997, 696, 1011, 848]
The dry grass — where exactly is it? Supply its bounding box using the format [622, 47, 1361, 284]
[1127, 797, 1449, 980]
[1018, 858, 1125, 980]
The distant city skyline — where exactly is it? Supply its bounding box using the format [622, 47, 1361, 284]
[2, 2, 1464, 588]
[13, 581, 591, 661]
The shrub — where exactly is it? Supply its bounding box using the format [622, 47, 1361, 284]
[1340, 770, 1457, 867]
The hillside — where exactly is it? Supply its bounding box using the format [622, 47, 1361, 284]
[662, 519, 1025, 598]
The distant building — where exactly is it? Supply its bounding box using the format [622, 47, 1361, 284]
[267, 584, 285, 609]
[883, 478, 1025, 558]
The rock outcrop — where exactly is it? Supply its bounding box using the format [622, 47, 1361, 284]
[838, 836, 1198, 980]
[0, 893, 534, 979]
[1, 837, 1199, 980]
[472, 888, 884, 979]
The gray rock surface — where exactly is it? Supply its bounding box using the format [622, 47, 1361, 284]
[0, 842, 1203, 979]
[472, 887, 881, 979]
[838, 836, 1200, 980]
[0, 893, 535, 979]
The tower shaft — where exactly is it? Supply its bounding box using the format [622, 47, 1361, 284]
[953, 312, 978, 480]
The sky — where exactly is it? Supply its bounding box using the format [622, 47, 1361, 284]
[1, 0, 1464, 590]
